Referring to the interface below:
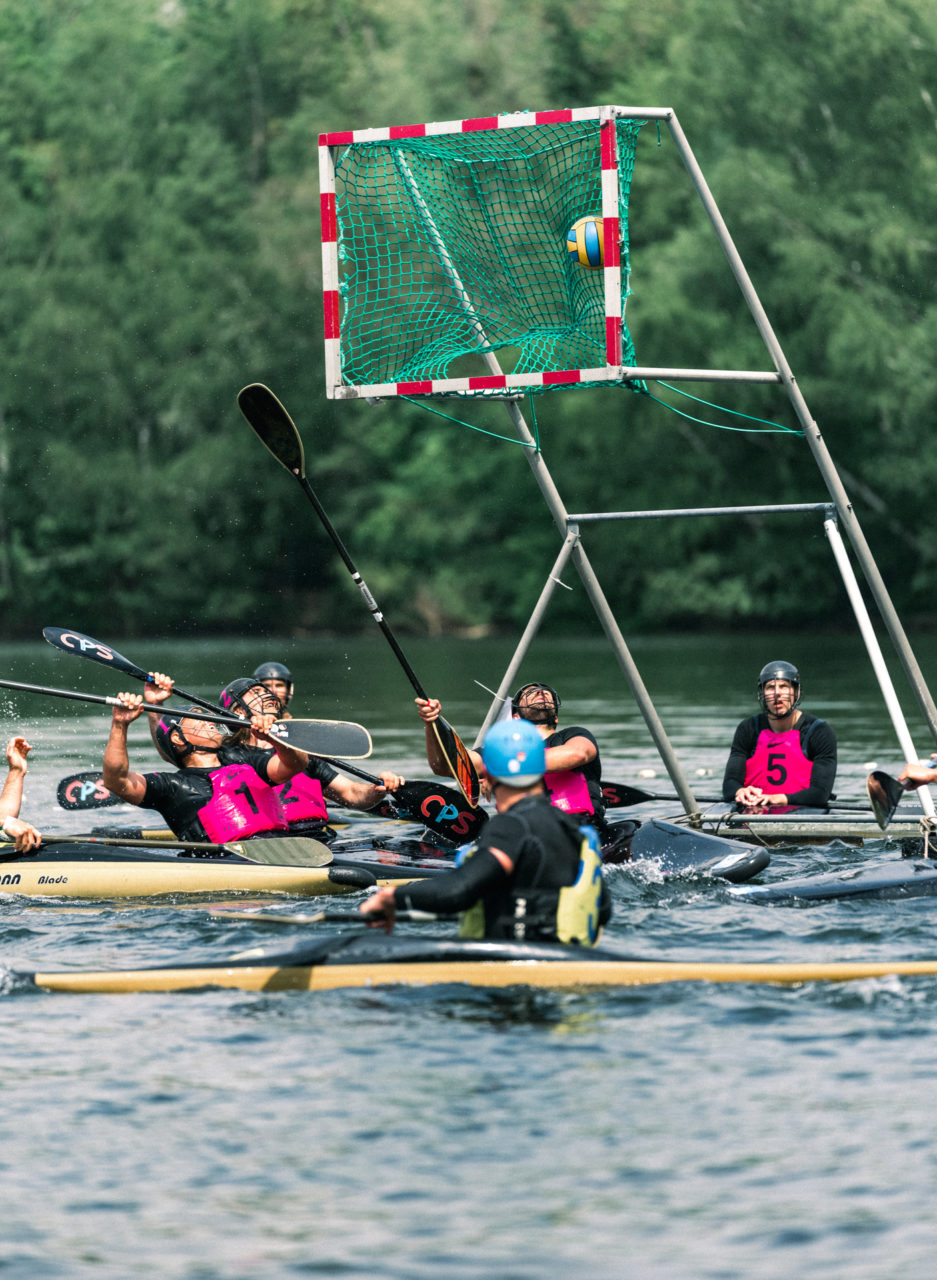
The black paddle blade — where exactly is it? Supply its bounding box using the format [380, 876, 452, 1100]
[867, 770, 904, 830]
[238, 384, 306, 479]
[56, 772, 122, 811]
[269, 719, 372, 759]
[373, 780, 487, 842]
[600, 781, 657, 808]
[43, 627, 148, 681]
[430, 719, 481, 807]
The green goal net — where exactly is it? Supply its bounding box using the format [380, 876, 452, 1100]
[319, 111, 645, 399]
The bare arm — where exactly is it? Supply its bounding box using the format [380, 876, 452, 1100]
[416, 697, 483, 777]
[543, 733, 596, 773]
[102, 694, 150, 806]
[898, 762, 937, 790]
[325, 770, 406, 811]
[143, 671, 175, 755]
[255, 714, 309, 784]
[0, 735, 30, 820]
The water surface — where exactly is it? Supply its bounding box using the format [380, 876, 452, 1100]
[2, 630, 936, 1278]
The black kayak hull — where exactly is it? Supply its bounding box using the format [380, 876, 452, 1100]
[729, 857, 937, 904]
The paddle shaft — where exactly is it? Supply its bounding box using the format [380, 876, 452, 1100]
[601, 779, 875, 813]
[4, 834, 258, 854]
[0, 833, 333, 867]
[210, 907, 452, 925]
[0, 677, 244, 728]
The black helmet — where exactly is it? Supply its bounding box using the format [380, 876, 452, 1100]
[219, 677, 269, 717]
[251, 661, 293, 706]
[757, 660, 801, 712]
[154, 711, 206, 766]
[511, 682, 562, 727]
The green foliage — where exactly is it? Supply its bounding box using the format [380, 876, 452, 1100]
[0, 0, 934, 641]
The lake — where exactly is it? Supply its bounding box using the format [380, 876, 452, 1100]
[2, 628, 937, 1279]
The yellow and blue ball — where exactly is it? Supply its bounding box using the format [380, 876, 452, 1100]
[566, 215, 604, 268]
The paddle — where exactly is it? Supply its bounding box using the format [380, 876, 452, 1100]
[43, 627, 228, 714]
[866, 769, 908, 830]
[0, 677, 242, 727]
[237, 383, 480, 808]
[209, 906, 448, 925]
[322, 758, 487, 841]
[40, 629, 373, 758]
[57, 771, 122, 811]
[0, 834, 333, 867]
[601, 779, 876, 814]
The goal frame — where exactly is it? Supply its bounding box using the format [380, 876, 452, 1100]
[318, 105, 648, 401]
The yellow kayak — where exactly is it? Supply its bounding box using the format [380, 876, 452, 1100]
[23, 933, 937, 994]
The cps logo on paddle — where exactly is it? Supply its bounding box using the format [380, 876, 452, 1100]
[57, 632, 115, 662]
[64, 778, 111, 805]
[419, 793, 476, 838]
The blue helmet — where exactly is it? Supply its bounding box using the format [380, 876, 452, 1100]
[481, 720, 546, 787]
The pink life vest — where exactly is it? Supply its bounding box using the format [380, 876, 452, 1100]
[544, 769, 594, 815]
[275, 772, 329, 825]
[197, 763, 289, 842]
[744, 727, 813, 810]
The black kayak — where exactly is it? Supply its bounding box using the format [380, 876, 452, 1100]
[333, 818, 770, 884]
[729, 857, 937, 904]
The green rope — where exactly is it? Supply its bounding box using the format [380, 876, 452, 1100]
[637, 381, 802, 436]
[401, 395, 541, 451]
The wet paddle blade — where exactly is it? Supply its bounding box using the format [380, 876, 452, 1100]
[57, 772, 122, 811]
[269, 719, 372, 758]
[225, 838, 333, 867]
[372, 779, 487, 841]
[238, 384, 306, 478]
[867, 770, 904, 830]
[430, 719, 480, 807]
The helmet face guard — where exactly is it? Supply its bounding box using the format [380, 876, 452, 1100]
[219, 678, 278, 719]
[481, 720, 547, 787]
[757, 660, 801, 713]
[511, 682, 562, 727]
[155, 711, 213, 766]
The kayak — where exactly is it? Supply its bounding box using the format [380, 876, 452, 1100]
[618, 819, 769, 881]
[0, 817, 767, 901]
[728, 857, 937, 905]
[20, 931, 937, 995]
[701, 806, 928, 852]
[334, 819, 769, 882]
[0, 844, 384, 899]
[0, 841, 460, 900]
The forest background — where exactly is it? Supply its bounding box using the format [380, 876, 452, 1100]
[1, 0, 935, 641]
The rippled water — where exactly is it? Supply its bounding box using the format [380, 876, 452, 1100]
[2, 630, 937, 1278]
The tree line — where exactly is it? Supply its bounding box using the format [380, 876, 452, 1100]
[0, 0, 935, 640]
